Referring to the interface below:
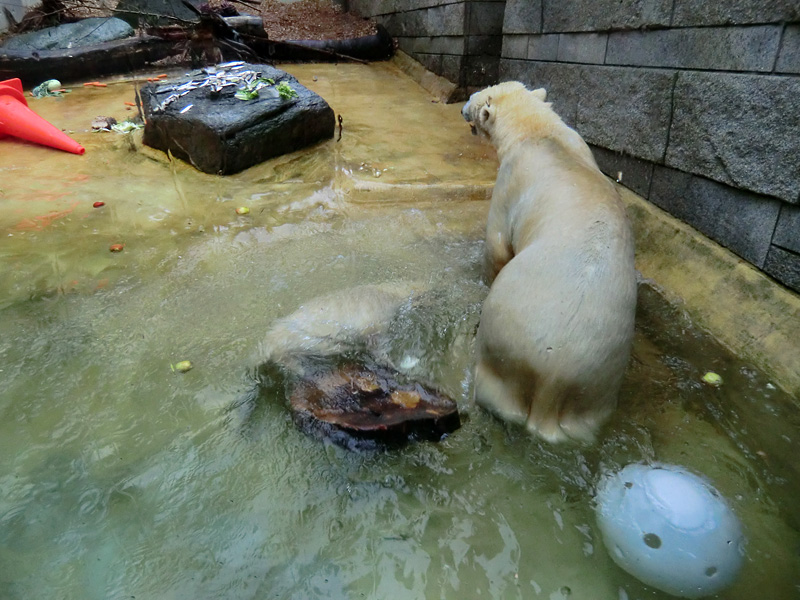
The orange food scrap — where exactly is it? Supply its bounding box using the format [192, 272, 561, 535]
[14, 202, 79, 230]
[124, 101, 136, 106]
[109, 243, 124, 252]
[352, 374, 380, 393]
[390, 390, 421, 408]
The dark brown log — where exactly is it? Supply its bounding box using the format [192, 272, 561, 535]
[290, 364, 460, 451]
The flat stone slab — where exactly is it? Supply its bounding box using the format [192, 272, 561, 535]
[0, 17, 133, 51]
[290, 364, 461, 451]
[141, 63, 335, 174]
[0, 36, 174, 86]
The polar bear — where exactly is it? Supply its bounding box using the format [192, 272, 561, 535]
[258, 282, 424, 375]
[462, 82, 637, 443]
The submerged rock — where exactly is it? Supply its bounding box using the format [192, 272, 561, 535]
[141, 63, 335, 175]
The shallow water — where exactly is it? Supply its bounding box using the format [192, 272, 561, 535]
[1, 62, 799, 599]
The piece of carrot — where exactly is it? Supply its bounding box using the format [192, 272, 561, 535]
[124, 101, 136, 106]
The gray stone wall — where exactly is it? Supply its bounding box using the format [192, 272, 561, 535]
[349, 0, 800, 293]
[349, 0, 506, 89]
[498, 1, 800, 292]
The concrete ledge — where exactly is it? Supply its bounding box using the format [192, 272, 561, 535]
[390, 50, 463, 102]
[621, 186, 800, 400]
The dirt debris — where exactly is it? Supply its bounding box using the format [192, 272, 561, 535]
[259, 0, 377, 41]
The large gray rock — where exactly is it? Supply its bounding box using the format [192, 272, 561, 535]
[141, 64, 335, 175]
[666, 72, 800, 204]
[0, 17, 133, 51]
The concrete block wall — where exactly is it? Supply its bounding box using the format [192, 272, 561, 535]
[500, 0, 800, 293]
[348, 0, 506, 89]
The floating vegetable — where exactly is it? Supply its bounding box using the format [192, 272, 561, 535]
[234, 77, 276, 101]
[172, 360, 193, 373]
[702, 371, 723, 387]
[235, 206, 250, 215]
[109, 243, 124, 252]
[93, 201, 105, 208]
[110, 119, 143, 134]
[32, 79, 67, 98]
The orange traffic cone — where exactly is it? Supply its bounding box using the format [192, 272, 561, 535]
[0, 78, 85, 155]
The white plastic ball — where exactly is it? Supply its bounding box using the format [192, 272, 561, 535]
[595, 463, 745, 598]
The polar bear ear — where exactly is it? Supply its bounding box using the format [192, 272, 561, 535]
[479, 97, 495, 127]
[531, 88, 547, 101]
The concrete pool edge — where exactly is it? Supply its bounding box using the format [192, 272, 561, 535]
[389, 51, 463, 103]
[620, 186, 800, 400]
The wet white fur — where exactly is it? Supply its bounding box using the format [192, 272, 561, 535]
[463, 82, 637, 443]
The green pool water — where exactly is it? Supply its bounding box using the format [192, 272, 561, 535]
[0, 62, 798, 600]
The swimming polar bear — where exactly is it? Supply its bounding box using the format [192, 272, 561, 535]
[258, 282, 425, 376]
[462, 82, 637, 443]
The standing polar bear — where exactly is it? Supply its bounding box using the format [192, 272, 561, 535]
[463, 82, 637, 443]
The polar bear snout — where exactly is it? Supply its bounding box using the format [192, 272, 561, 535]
[462, 101, 479, 135]
[461, 100, 472, 122]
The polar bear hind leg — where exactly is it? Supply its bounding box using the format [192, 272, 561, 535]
[474, 358, 528, 424]
[476, 354, 604, 443]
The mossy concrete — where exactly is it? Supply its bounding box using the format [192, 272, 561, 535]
[621, 186, 800, 400]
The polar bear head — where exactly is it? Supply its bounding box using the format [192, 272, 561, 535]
[462, 82, 559, 157]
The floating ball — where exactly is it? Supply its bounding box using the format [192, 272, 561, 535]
[595, 463, 745, 598]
